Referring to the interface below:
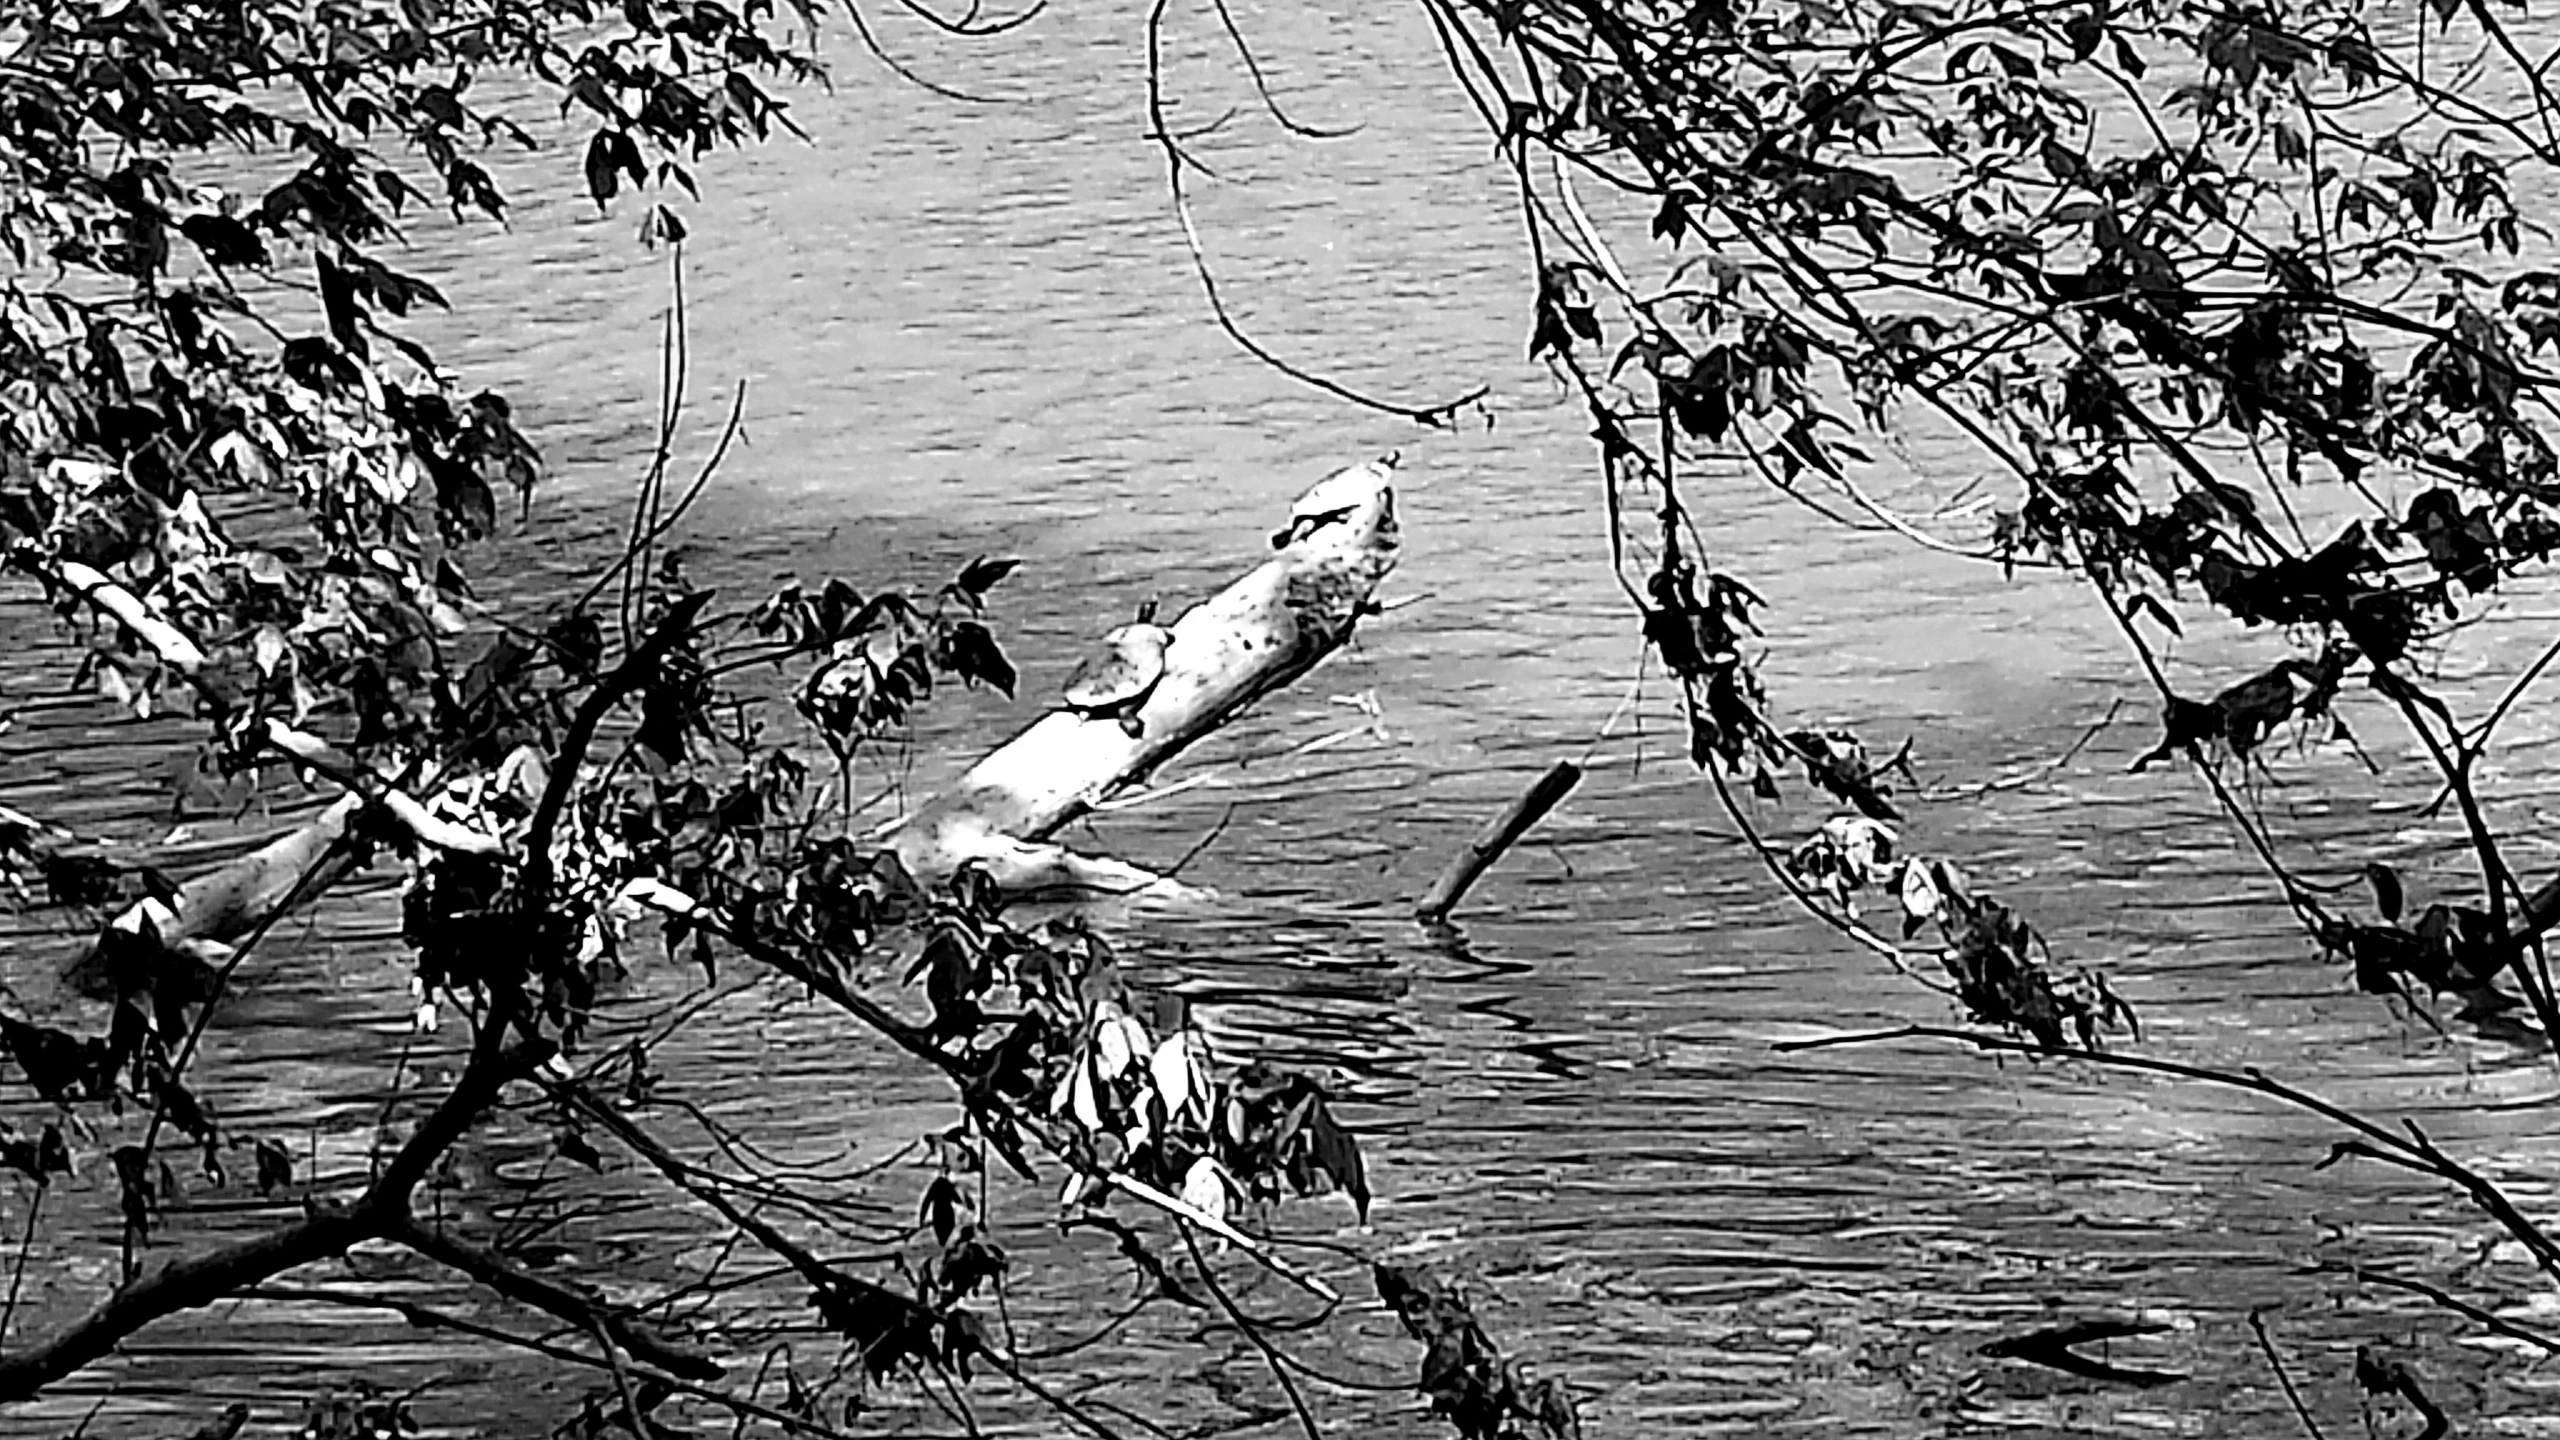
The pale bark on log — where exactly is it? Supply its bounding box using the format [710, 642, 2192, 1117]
[60, 796, 366, 998]
[887, 459, 1403, 892]
[12, 553, 494, 997]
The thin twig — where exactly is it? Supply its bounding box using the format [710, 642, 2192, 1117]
[1, 1184, 44, 1349]
[2247, 1309, 2327, 1440]
[1144, 0, 1484, 428]
[1183, 1228, 1321, 1440]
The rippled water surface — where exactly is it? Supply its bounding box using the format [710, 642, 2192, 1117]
[11, 2, 2560, 1436]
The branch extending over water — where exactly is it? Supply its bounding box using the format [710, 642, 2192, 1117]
[1779, 1025, 2560, 1284]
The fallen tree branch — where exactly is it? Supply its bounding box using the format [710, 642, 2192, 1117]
[889, 459, 1403, 887]
[21, 552, 498, 995]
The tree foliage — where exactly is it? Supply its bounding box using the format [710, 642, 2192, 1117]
[0, 2, 1575, 1434]
[0, 0, 824, 741]
[1404, 0, 2560, 1417]
[1425, 0, 2560, 1030]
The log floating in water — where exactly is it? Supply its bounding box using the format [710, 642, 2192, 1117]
[1414, 759, 1583, 924]
[887, 458, 1404, 893]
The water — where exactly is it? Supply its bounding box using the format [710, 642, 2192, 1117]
[9, 0, 2560, 1434]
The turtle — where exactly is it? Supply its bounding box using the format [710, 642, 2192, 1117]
[1270, 453, 1397, 549]
[1061, 599, 1172, 738]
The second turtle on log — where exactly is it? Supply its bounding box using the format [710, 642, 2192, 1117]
[1061, 599, 1172, 738]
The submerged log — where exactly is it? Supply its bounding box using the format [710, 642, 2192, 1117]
[889, 458, 1403, 892]
[24, 552, 493, 1000]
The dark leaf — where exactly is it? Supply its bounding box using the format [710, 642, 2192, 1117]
[583, 129, 647, 208]
[936, 622, 1017, 699]
[556, 1128, 604, 1172]
[254, 1136, 294, 1195]
[315, 251, 369, 359]
[920, 1174, 961, 1244]
[179, 212, 268, 269]
[1304, 1098, 1370, 1219]
[957, 555, 1020, 597]
[2365, 860, 2405, 923]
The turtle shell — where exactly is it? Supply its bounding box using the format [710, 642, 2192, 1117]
[1062, 622, 1171, 712]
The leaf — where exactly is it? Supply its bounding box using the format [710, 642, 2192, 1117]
[1305, 1099, 1370, 1220]
[1179, 1155, 1229, 1226]
[936, 621, 1016, 699]
[1149, 1034, 1196, 1121]
[1652, 189, 1690, 244]
[0, 1015, 103, 1105]
[920, 1175, 961, 1244]
[1897, 859, 1942, 924]
[254, 1136, 293, 1195]
[957, 555, 1020, 597]
[315, 251, 368, 359]
[1095, 1010, 1138, 1080]
[2365, 860, 2405, 924]
[557, 1128, 604, 1172]
[179, 212, 269, 269]
[638, 203, 688, 250]
[583, 128, 645, 208]
[1068, 1058, 1102, 1131]
[250, 625, 290, 678]
[2126, 591, 2182, 637]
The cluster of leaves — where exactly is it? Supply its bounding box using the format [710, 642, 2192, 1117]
[0, 999, 301, 1253]
[694, 857, 1374, 1231]
[1375, 1263, 1580, 1440]
[1453, 0, 2560, 672]
[1789, 816, 2134, 1047]
[522, 861, 1380, 1422]
[2319, 859, 2532, 1020]
[2129, 642, 2355, 772]
[1435, 0, 2560, 1055]
[751, 554, 1022, 755]
[1005, 919, 1371, 1226]
[0, 0, 834, 754]
[393, 553, 1024, 1049]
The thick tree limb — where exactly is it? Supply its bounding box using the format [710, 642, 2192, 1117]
[0, 1208, 376, 1402]
[0, 1026, 551, 1404]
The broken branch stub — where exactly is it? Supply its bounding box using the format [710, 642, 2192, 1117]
[1416, 759, 1583, 924]
[889, 459, 1403, 890]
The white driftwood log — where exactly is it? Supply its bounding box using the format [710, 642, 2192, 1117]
[17, 555, 495, 997]
[888, 459, 1403, 892]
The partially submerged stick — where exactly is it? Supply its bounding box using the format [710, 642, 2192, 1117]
[1415, 759, 1582, 923]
